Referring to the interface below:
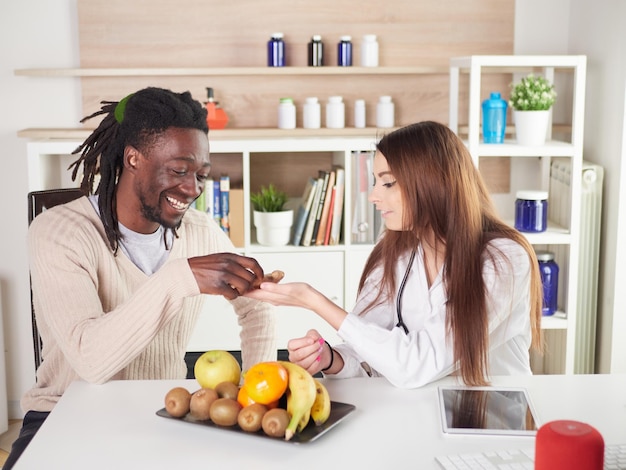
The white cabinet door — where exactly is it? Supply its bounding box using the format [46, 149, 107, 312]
[344, 246, 372, 311]
[254, 251, 344, 348]
[186, 295, 241, 352]
[187, 251, 346, 352]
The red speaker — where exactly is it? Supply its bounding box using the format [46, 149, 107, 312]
[535, 420, 604, 469]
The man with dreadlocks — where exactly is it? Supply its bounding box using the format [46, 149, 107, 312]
[5, 87, 277, 469]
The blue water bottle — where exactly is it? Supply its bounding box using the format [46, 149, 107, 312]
[268, 32, 285, 67]
[482, 92, 507, 143]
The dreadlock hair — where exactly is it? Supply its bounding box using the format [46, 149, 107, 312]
[68, 87, 208, 253]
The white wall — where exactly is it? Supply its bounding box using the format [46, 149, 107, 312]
[566, 0, 626, 373]
[0, 287, 8, 433]
[514, 0, 626, 373]
[0, 0, 81, 418]
[0, 0, 624, 420]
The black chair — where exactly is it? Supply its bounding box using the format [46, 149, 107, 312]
[183, 349, 293, 379]
[28, 188, 84, 370]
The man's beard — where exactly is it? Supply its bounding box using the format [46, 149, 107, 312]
[139, 194, 182, 230]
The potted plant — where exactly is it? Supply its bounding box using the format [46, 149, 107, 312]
[250, 184, 294, 246]
[509, 73, 557, 146]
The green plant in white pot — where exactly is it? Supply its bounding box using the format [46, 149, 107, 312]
[509, 73, 557, 146]
[251, 184, 294, 246]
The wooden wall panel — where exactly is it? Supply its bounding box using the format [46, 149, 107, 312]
[76, 0, 515, 192]
[76, 0, 514, 127]
[77, 0, 514, 68]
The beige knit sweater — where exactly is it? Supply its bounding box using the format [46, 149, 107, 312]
[23, 197, 277, 412]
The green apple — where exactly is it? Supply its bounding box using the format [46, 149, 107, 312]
[194, 350, 241, 389]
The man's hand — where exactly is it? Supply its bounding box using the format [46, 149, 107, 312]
[188, 253, 264, 300]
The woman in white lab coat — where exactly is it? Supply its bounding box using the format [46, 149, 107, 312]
[246, 121, 543, 388]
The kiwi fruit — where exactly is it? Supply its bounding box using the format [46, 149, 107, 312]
[215, 381, 240, 400]
[209, 398, 242, 426]
[237, 403, 268, 433]
[164, 387, 192, 418]
[264, 270, 284, 283]
[261, 408, 290, 438]
[189, 387, 219, 421]
[253, 269, 285, 288]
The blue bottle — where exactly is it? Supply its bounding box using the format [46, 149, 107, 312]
[268, 32, 285, 67]
[482, 92, 507, 143]
[536, 251, 559, 316]
[514, 190, 548, 233]
[337, 36, 352, 66]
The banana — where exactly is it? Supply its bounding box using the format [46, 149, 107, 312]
[297, 404, 311, 433]
[278, 361, 317, 440]
[310, 379, 331, 426]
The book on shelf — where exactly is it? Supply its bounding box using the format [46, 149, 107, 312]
[195, 186, 206, 212]
[351, 151, 376, 244]
[300, 174, 325, 247]
[315, 170, 336, 246]
[323, 185, 336, 245]
[229, 188, 244, 247]
[328, 167, 345, 245]
[219, 175, 230, 235]
[291, 177, 318, 246]
[205, 178, 214, 218]
[212, 179, 221, 227]
[309, 170, 331, 245]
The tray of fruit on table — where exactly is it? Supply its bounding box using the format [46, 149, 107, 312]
[157, 351, 356, 444]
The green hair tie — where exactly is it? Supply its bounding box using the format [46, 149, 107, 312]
[114, 93, 134, 124]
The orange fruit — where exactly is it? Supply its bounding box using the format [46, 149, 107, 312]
[237, 385, 256, 408]
[242, 361, 289, 405]
[237, 383, 279, 409]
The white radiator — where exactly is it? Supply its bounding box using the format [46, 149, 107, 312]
[536, 160, 604, 374]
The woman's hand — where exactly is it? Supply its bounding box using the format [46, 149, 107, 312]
[287, 330, 329, 376]
[244, 281, 315, 309]
[244, 281, 349, 331]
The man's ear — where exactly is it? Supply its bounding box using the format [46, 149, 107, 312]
[124, 145, 141, 172]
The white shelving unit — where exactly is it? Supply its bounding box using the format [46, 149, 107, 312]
[449, 55, 587, 374]
[19, 65, 435, 353]
[20, 58, 588, 366]
[21, 131, 380, 350]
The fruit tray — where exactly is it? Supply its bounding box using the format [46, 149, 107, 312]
[156, 401, 356, 444]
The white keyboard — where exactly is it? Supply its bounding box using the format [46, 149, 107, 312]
[436, 443, 626, 469]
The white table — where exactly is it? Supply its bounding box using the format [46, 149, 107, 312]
[13, 374, 626, 469]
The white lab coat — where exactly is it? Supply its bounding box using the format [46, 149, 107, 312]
[330, 238, 533, 388]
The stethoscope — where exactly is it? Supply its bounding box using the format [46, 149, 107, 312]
[395, 248, 416, 335]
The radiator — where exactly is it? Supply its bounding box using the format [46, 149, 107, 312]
[533, 160, 604, 374]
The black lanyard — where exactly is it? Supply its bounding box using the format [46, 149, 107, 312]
[395, 249, 416, 335]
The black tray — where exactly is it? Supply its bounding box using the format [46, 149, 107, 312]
[156, 400, 355, 444]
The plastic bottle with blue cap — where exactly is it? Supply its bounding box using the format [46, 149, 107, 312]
[482, 92, 507, 143]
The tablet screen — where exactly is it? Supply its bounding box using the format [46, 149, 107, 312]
[438, 386, 539, 436]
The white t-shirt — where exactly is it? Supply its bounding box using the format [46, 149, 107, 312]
[89, 195, 171, 275]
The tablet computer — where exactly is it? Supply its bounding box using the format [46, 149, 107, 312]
[438, 386, 540, 436]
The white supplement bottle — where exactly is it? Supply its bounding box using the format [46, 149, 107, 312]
[376, 95, 395, 128]
[361, 34, 379, 67]
[325, 96, 345, 129]
[303, 97, 321, 129]
[354, 99, 366, 128]
[278, 97, 296, 129]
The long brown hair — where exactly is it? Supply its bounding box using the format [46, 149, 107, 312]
[359, 121, 543, 386]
